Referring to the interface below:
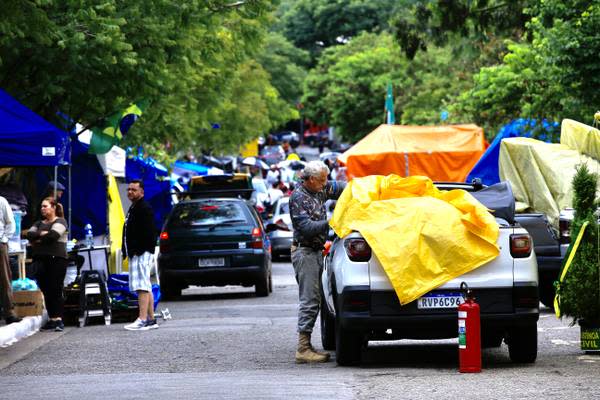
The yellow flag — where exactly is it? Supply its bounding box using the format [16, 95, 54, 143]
[107, 174, 126, 273]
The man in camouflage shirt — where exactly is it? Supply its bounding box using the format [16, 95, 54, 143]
[290, 160, 345, 363]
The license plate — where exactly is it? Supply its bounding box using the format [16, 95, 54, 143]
[417, 292, 464, 309]
[198, 257, 225, 267]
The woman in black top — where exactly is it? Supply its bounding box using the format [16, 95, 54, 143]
[27, 197, 69, 332]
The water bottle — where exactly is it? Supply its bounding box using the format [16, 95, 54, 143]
[84, 224, 93, 247]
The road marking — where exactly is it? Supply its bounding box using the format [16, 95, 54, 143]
[578, 355, 599, 363]
[551, 339, 577, 345]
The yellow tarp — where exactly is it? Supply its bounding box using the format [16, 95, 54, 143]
[330, 175, 500, 305]
[499, 136, 600, 226]
[107, 174, 126, 273]
[338, 124, 486, 181]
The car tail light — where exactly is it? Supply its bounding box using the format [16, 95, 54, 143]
[559, 219, 571, 244]
[510, 234, 532, 258]
[159, 231, 170, 253]
[250, 227, 263, 249]
[344, 238, 371, 262]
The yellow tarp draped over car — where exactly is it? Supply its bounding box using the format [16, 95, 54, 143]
[330, 175, 500, 305]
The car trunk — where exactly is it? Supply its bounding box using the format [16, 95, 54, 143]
[368, 226, 515, 314]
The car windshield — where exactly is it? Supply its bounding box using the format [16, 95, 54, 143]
[169, 202, 249, 227]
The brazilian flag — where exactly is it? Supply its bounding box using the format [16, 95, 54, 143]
[89, 101, 147, 154]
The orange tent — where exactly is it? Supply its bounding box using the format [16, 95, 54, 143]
[338, 124, 487, 181]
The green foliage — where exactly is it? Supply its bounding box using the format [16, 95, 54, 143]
[0, 0, 292, 155]
[302, 32, 477, 142]
[558, 164, 600, 324]
[450, 1, 600, 135]
[278, 0, 401, 63]
[256, 32, 310, 105]
[391, 0, 531, 59]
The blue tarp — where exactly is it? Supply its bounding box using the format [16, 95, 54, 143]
[0, 89, 70, 166]
[41, 139, 107, 239]
[126, 156, 171, 231]
[467, 119, 560, 186]
[172, 160, 213, 176]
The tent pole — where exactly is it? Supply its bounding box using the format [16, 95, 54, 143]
[53, 166, 58, 198]
[68, 164, 72, 240]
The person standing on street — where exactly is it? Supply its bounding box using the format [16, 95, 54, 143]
[0, 195, 21, 325]
[122, 180, 158, 331]
[289, 160, 346, 363]
[27, 197, 68, 331]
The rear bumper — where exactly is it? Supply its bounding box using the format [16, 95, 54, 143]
[159, 265, 266, 287]
[270, 237, 292, 254]
[337, 286, 539, 339]
[158, 251, 268, 287]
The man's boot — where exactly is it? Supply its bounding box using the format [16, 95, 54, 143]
[295, 332, 330, 363]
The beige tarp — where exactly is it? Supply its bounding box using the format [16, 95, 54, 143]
[499, 119, 600, 226]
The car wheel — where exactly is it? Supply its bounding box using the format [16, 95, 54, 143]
[481, 330, 503, 348]
[539, 276, 556, 310]
[506, 323, 538, 363]
[160, 280, 181, 300]
[335, 315, 363, 366]
[255, 267, 270, 297]
[320, 294, 336, 351]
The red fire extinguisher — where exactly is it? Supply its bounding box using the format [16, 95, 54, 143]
[458, 282, 481, 373]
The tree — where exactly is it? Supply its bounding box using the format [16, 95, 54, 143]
[0, 0, 278, 154]
[256, 32, 310, 105]
[302, 32, 477, 142]
[449, 1, 600, 135]
[278, 0, 401, 63]
[391, 0, 531, 59]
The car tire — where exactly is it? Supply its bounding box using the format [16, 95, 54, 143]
[539, 277, 556, 310]
[320, 294, 336, 351]
[255, 267, 270, 297]
[161, 280, 181, 300]
[507, 324, 538, 363]
[481, 330, 503, 348]
[335, 316, 363, 366]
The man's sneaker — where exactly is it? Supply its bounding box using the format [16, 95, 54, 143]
[41, 320, 57, 331]
[145, 319, 159, 330]
[124, 318, 147, 331]
[54, 320, 64, 332]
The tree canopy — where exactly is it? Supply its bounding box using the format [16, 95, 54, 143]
[0, 0, 296, 155]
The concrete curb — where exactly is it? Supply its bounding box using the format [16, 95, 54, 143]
[0, 313, 48, 348]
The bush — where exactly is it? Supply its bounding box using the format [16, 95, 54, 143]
[558, 164, 600, 324]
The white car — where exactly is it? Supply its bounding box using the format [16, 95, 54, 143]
[266, 197, 293, 260]
[321, 182, 539, 365]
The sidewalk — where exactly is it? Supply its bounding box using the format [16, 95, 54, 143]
[0, 313, 47, 348]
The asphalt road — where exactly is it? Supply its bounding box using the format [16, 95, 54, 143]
[1, 259, 598, 400]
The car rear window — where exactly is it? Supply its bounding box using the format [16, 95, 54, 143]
[168, 201, 251, 227]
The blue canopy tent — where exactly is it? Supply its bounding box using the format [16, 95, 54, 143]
[467, 119, 560, 186]
[0, 89, 70, 166]
[126, 155, 171, 231]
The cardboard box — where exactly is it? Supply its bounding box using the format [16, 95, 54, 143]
[12, 290, 45, 317]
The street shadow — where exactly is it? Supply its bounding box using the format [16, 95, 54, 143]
[165, 288, 258, 302]
[345, 340, 517, 370]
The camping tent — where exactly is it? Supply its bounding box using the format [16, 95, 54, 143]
[338, 124, 487, 181]
[0, 89, 70, 166]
